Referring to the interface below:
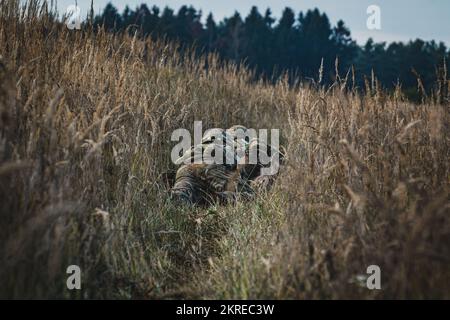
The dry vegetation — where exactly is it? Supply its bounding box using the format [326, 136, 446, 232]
[0, 1, 449, 299]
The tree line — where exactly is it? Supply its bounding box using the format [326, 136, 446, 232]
[93, 2, 450, 100]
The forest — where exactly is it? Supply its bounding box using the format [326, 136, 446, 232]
[93, 2, 450, 100]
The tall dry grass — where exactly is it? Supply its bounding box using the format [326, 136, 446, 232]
[0, 1, 449, 299]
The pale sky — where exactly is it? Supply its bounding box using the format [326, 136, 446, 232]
[56, 0, 450, 45]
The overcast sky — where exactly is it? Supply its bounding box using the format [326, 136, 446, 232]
[57, 0, 450, 45]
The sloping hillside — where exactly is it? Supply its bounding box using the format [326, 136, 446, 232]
[0, 1, 449, 299]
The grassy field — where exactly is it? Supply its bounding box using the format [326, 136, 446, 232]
[0, 1, 449, 299]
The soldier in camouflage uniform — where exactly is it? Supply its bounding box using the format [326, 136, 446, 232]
[171, 125, 283, 206]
